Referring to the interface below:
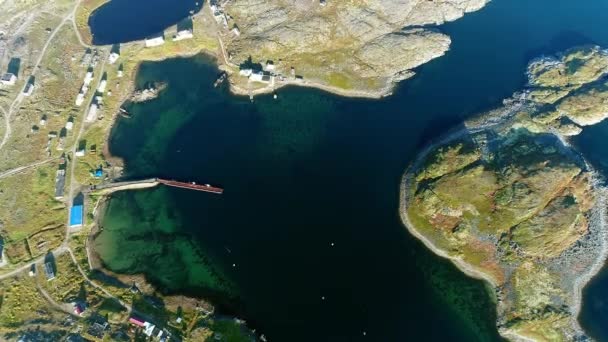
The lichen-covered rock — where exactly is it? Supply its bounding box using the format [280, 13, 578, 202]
[402, 46, 608, 341]
[222, 0, 489, 93]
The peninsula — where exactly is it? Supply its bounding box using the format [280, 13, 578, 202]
[401, 46, 608, 341]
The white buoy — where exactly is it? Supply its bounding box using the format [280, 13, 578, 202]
[330, 242, 335, 247]
[273, 93, 278, 99]
[321, 296, 325, 300]
[232, 263, 236, 267]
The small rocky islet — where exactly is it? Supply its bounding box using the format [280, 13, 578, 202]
[402, 46, 608, 341]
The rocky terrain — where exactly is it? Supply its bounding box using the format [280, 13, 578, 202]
[401, 47, 608, 341]
[220, 0, 489, 95]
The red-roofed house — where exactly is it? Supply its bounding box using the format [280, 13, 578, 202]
[129, 316, 145, 327]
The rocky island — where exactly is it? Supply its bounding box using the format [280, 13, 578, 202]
[401, 46, 608, 341]
[216, 0, 490, 97]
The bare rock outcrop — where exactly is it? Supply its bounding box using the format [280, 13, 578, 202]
[219, 0, 490, 94]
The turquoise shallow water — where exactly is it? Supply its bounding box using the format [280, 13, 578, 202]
[93, 0, 608, 340]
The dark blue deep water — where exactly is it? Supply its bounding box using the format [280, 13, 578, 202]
[88, 0, 202, 45]
[93, 0, 608, 341]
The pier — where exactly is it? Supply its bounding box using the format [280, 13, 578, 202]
[88, 178, 223, 195]
[158, 179, 224, 194]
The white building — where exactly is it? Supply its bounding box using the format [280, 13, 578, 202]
[0, 73, 16, 86]
[86, 103, 98, 122]
[231, 27, 240, 36]
[143, 322, 155, 337]
[75, 93, 85, 106]
[249, 72, 264, 82]
[173, 29, 193, 41]
[145, 36, 165, 48]
[84, 72, 94, 86]
[108, 52, 120, 64]
[264, 61, 275, 71]
[239, 69, 252, 77]
[97, 80, 107, 93]
[65, 121, 73, 130]
[23, 83, 34, 96]
[75, 149, 85, 157]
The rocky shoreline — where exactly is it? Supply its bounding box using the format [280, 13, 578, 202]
[399, 101, 608, 340]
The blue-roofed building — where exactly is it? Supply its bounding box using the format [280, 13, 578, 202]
[93, 169, 103, 178]
[69, 204, 84, 227]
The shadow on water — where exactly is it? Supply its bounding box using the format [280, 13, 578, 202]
[524, 31, 598, 62]
[88, 0, 203, 45]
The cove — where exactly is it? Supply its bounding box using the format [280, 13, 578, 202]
[95, 0, 608, 340]
[88, 0, 202, 45]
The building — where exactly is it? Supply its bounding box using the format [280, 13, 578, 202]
[75, 93, 85, 106]
[108, 52, 119, 64]
[239, 69, 252, 77]
[145, 35, 165, 48]
[44, 262, 55, 280]
[249, 71, 264, 82]
[86, 103, 98, 122]
[231, 27, 240, 36]
[73, 303, 84, 315]
[65, 121, 74, 130]
[143, 322, 156, 337]
[128, 316, 146, 327]
[75, 149, 85, 157]
[69, 204, 84, 227]
[84, 71, 94, 86]
[264, 61, 275, 71]
[173, 29, 193, 41]
[54, 169, 66, 199]
[320, 0, 327, 6]
[0, 73, 16, 86]
[23, 83, 34, 96]
[97, 79, 107, 93]
[93, 169, 103, 178]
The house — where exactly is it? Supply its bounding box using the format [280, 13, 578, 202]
[264, 61, 275, 71]
[23, 83, 34, 96]
[97, 79, 107, 93]
[108, 52, 119, 64]
[249, 71, 264, 82]
[44, 262, 55, 280]
[93, 168, 103, 178]
[129, 316, 146, 327]
[320, 0, 327, 6]
[86, 103, 98, 122]
[75, 93, 85, 106]
[65, 121, 74, 130]
[73, 303, 84, 315]
[239, 69, 252, 77]
[143, 322, 156, 337]
[54, 169, 66, 199]
[231, 27, 240, 36]
[39, 115, 47, 126]
[173, 29, 193, 41]
[69, 204, 84, 227]
[145, 35, 165, 48]
[75, 149, 85, 157]
[0, 73, 16, 86]
[84, 71, 94, 86]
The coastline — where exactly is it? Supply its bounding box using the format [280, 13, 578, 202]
[397, 103, 608, 341]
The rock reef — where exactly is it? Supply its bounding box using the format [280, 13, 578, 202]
[220, 0, 489, 94]
[401, 47, 608, 341]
